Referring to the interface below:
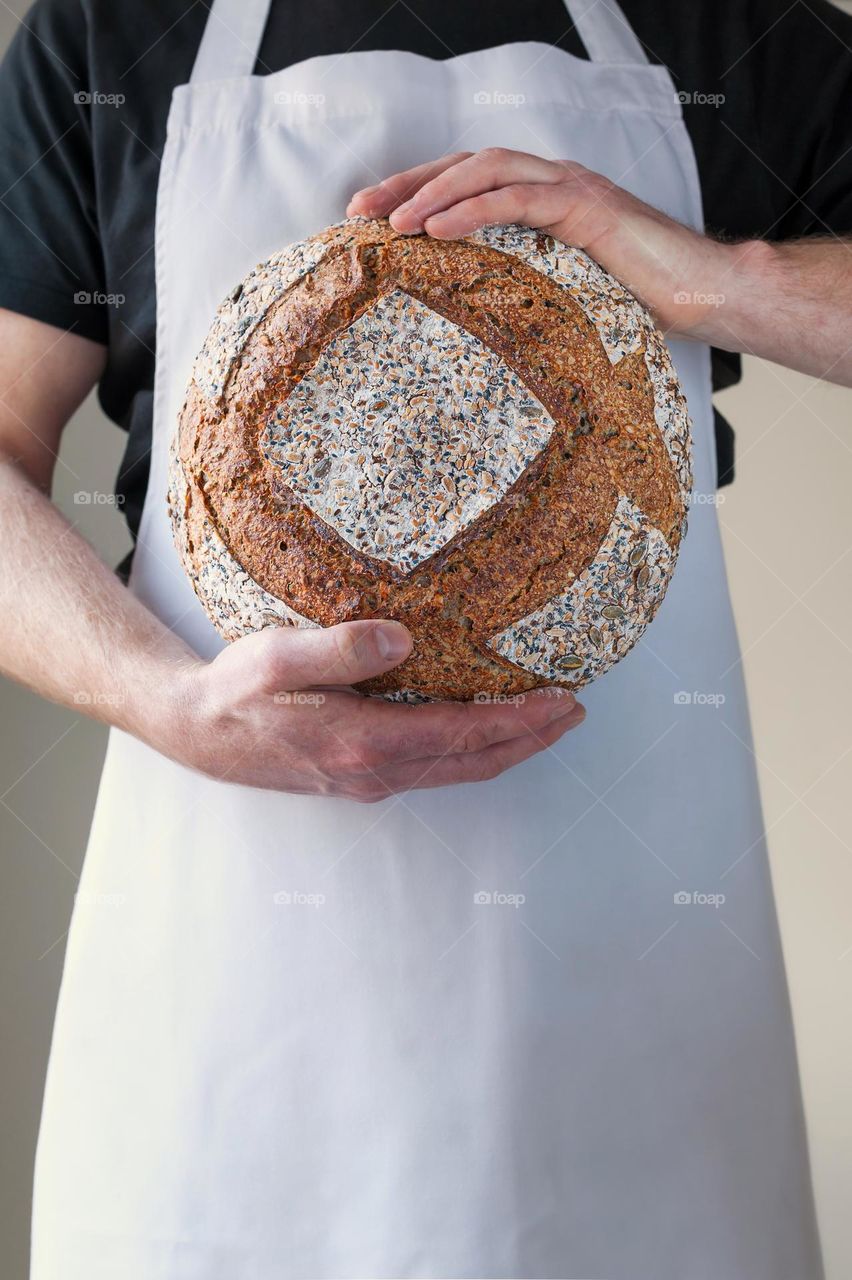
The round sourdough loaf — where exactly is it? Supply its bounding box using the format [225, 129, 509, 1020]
[169, 217, 692, 701]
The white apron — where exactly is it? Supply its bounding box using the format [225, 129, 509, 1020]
[31, 2, 823, 1276]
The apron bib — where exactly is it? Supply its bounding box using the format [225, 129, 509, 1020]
[31, 2, 822, 1276]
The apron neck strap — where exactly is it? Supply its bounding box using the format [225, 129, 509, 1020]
[563, 0, 650, 65]
[190, 0, 272, 85]
[188, 0, 650, 85]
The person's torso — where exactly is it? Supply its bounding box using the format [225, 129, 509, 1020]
[78, 0, 781, 547]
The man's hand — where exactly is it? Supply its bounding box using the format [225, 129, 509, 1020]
[0, 308, 583, 803]
[348, 148, 727, 336]
[348, 148, 852, 385]
[165, 622, 584, 802]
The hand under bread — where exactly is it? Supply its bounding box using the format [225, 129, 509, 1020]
[170, 621, 585, 801]
[0, 311, 584, 805]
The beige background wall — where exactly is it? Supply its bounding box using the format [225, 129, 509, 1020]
[1, 3, 851, 1279]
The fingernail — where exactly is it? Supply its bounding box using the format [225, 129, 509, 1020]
[374, 622, 412, 662]
[356, 184, 378, 198]
[545, 691, 578, 718]
[394, 198, 414, 214]
[389, 212, 424, 236]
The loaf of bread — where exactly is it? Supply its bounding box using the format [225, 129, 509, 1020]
[169, 217, 692, 701]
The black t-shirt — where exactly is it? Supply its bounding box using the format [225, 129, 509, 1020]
[1, 0, 851, 552]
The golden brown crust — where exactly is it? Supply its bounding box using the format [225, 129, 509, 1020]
[176, 219, 689, 700]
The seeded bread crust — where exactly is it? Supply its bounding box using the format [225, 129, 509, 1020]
[170, 218, 691, 700]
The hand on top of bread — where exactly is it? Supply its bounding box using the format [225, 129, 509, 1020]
[348, 147, 742, 342]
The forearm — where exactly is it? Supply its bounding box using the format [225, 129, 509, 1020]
[689, 237, 852, 384]
[0, 452, 195, 749]
[0, 313, 586, 800]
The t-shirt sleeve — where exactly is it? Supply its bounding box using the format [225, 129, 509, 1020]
[0, 0, 107, 342]
[752, 0, 852, 238]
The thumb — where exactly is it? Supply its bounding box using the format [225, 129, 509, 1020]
[251, 619, 412, 690]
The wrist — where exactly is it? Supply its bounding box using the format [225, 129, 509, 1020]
[690, 237, 780, 350]
[153, 658, 211, 768]
[116, 646, 209, 767]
